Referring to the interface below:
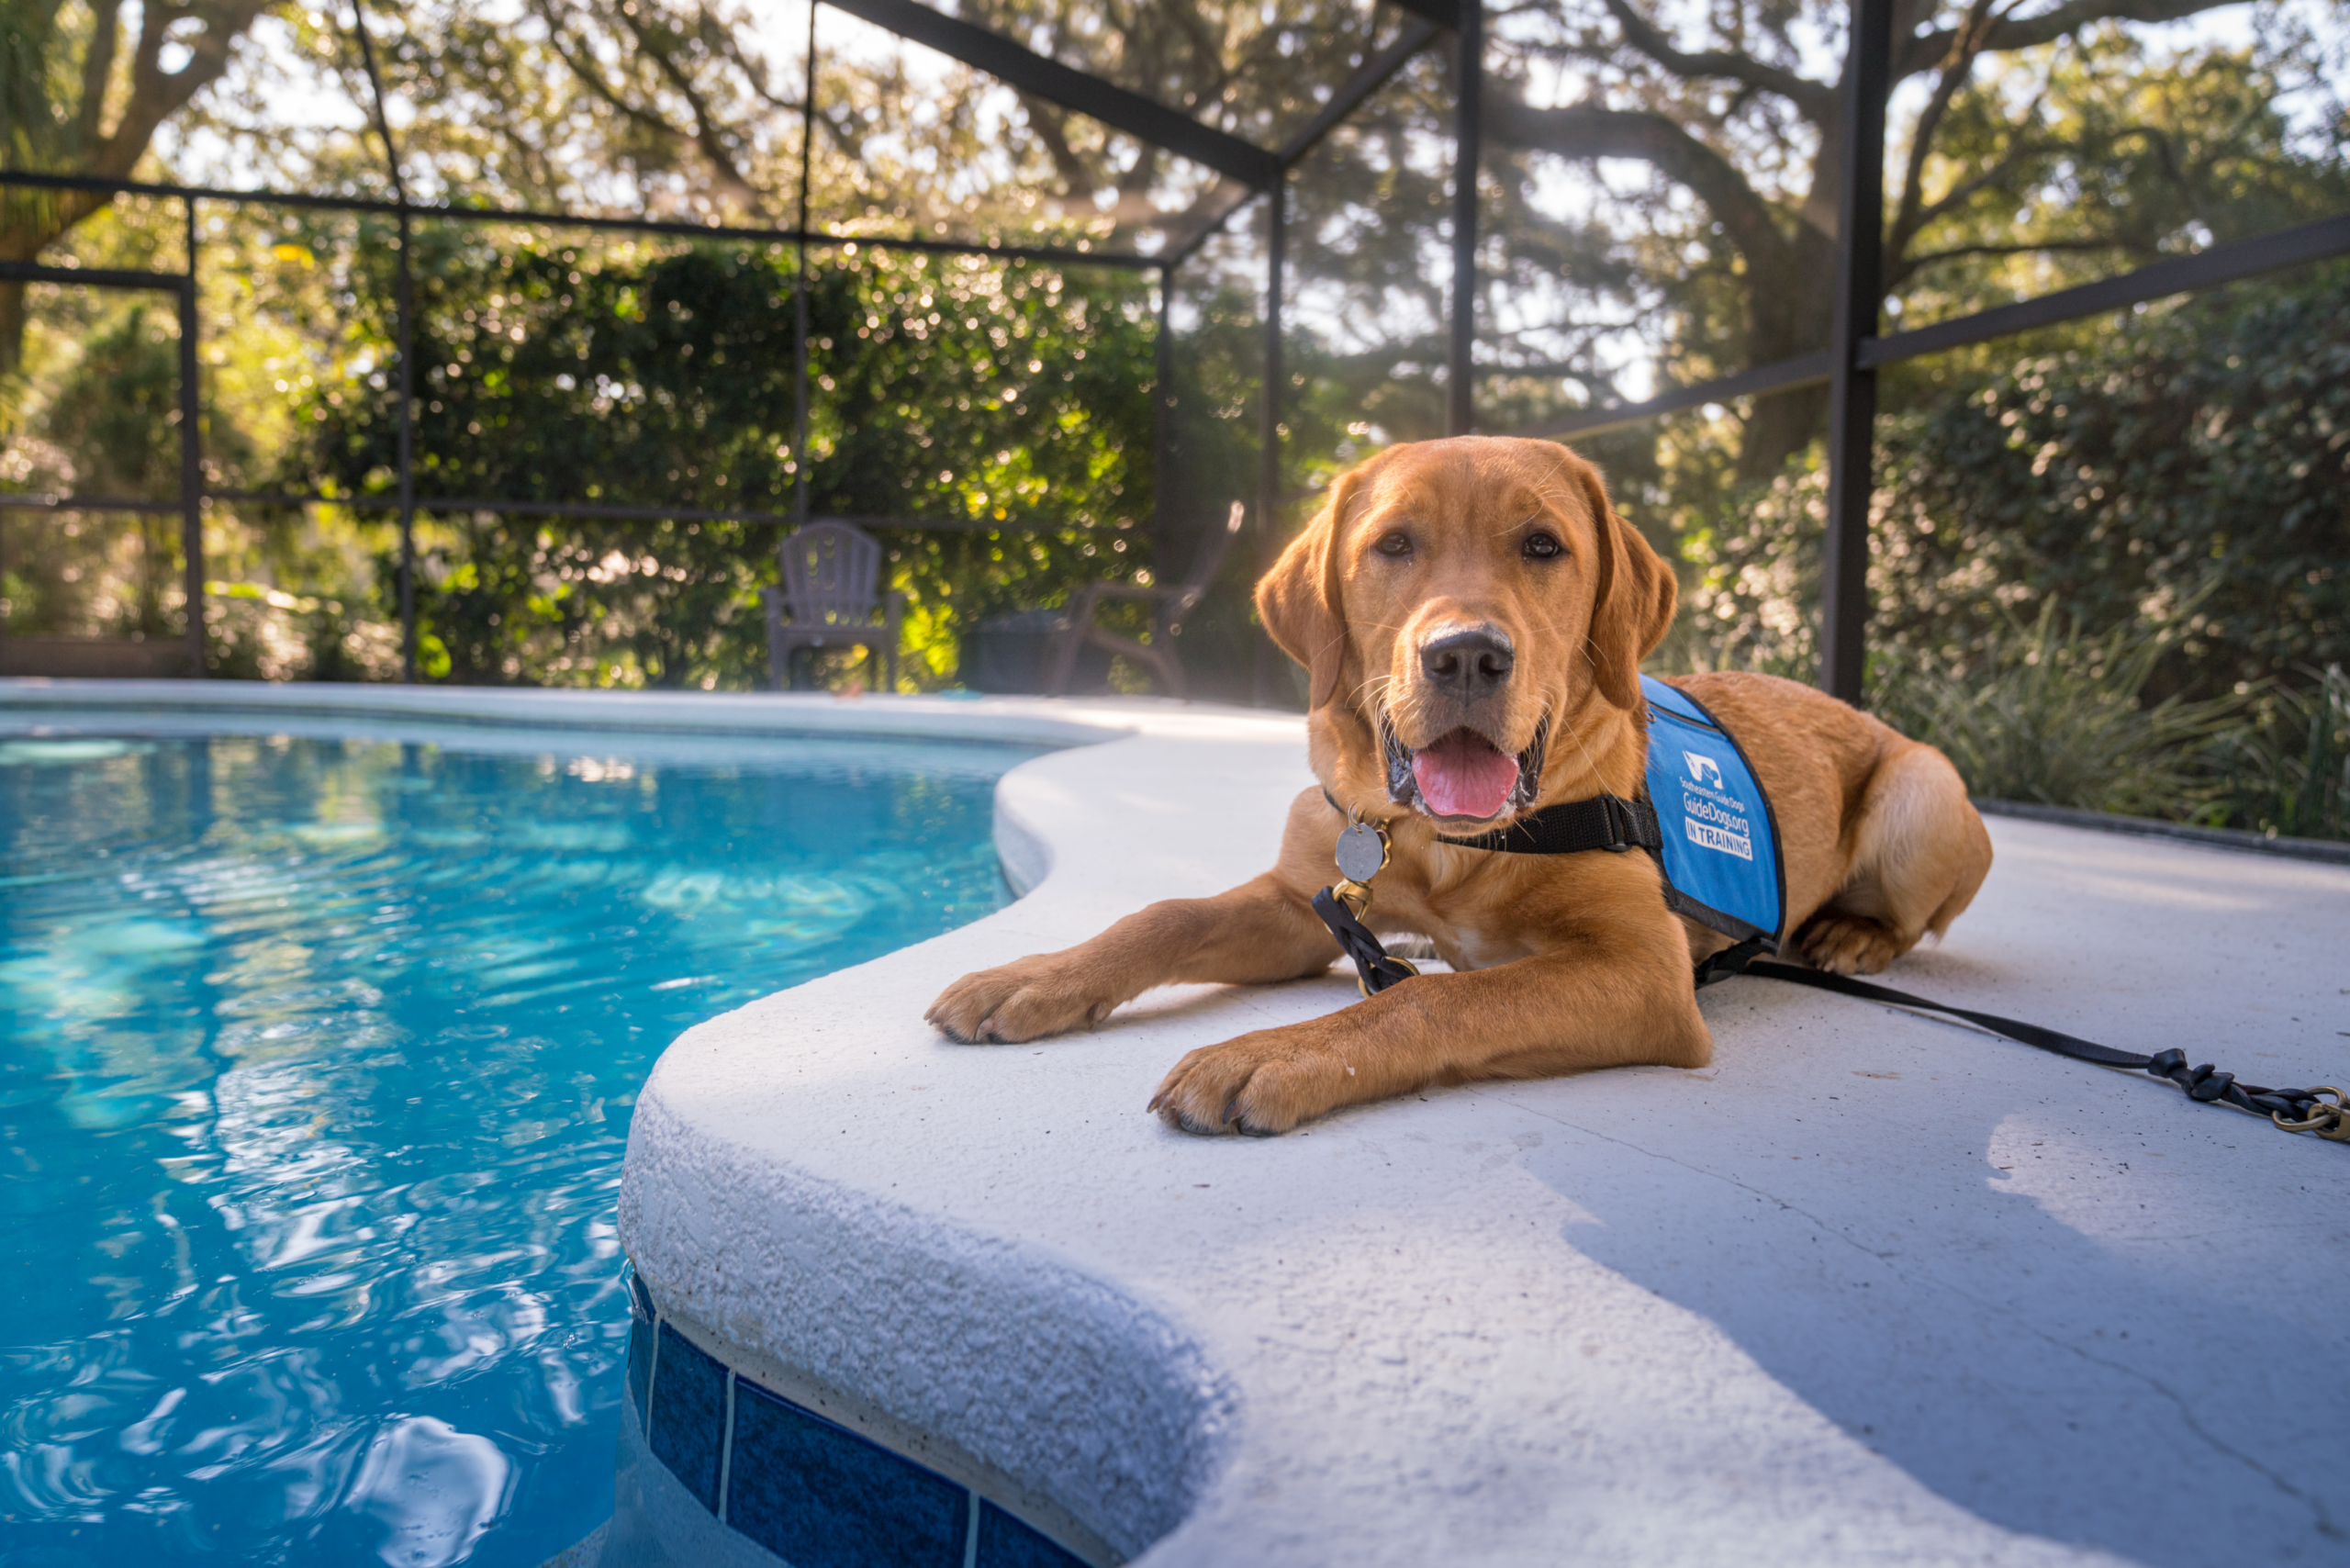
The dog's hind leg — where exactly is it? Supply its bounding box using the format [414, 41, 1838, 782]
[1793, 742, 1992, 976]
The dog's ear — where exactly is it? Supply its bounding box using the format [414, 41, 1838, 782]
[1256, 466, 1365, 711]
[1578, 461, 1677, 711]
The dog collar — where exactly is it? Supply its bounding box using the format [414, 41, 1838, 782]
[1320, 785, 1660, 855]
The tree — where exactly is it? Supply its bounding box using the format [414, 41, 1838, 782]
[1477, 0, 2344, 479]
[0, 0, 274, 373]
[289, 232, 1158, 687]
[1668, 260, 2350, 700]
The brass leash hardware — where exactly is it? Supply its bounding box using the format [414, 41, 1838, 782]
[1332, 807, 1390, 920]
[1327, 806, 1418, 997]
[2273, 1086, 2350, 1141]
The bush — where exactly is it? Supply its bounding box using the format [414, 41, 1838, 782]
[1870, 599, 2240, 818]
[2204, 664, 2350, 840]
[293, 235, 1168, 690]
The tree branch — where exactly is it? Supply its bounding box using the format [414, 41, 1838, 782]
[1899, 0, 2244, 76]
[1893, 88, 2049, 259]
[96, 1, 272, 178]
[1017, 96, 1100, 204]
[1889, 0, 2007, 255]
[1597, 0, 1837, 125]
[1897, 235, 2141, 271]
[613, 4, 766, 215]
[1486, 97, 1791, 273]
[75, 0, 121, 153]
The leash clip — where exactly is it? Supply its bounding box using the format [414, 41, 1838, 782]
[1316, 801, 1418, 996]
[2273, 1086, 2350, 1141]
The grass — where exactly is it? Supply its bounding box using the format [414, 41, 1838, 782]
[1865, 604, 2349, 842]
[2202, 664, 2350, 842]
[1870, 601, 2243, 823]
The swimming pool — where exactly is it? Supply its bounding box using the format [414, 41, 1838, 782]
[0, 722, 1037, 1567]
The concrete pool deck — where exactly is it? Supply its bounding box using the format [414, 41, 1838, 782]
[9, 679, 2345, 1565]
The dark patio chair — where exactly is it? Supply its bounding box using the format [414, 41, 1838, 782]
[764, 521, 904, 690]
[1043, 501, 1246, 699]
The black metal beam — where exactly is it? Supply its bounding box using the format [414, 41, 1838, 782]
[1519, 207, 2350, 442]
[1254, 176, 1286, 706]
[1446, 0, 1483, 435]
[1157, 186, 1264, 273]
[1529, 352, 1834, 441]
[1, 490, 1130, 533]
[795, 0, 819, 542]
[1390, 0, 1461, 30]
[1153, 266, 1176, 619]
[1157, 19, 1444, 273]
[394, 215, 419, 683]
[349, 0, 418, 680]
[1861, 209, 2350, 367]
[0, 495, 187, 512]
[177, 202, 206, 678]
[1819, 0, 1891, 707]
[0, 258, 185, 290]
[1276, 20, 1441, 168]
[820, 0, 1279, 187]
[0, 169, 1161, 271]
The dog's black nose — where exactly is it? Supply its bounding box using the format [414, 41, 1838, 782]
[1420, 627, 1514, 698]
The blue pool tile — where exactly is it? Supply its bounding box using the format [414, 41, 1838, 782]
[727, 1378, 968, 1568]
[630, 1268, 655, 1323]
[626, 1315, 655, 1434]
[976, 1499, 1089, 1568]
[647, 1322, 728, 1513]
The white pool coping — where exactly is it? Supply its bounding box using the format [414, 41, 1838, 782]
[12, 678, 2344, 1566]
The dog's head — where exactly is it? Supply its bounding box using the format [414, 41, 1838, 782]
[1258, 436, 1676, 829]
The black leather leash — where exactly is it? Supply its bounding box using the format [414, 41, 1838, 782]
[1701, 944, 2347, 1141]
[1309, 886, 1420, 994]
[1311, 791, 2348, 1143]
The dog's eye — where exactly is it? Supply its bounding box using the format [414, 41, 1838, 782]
[1521, 532, 1564, 561]
[1373, 531, 1413, 558]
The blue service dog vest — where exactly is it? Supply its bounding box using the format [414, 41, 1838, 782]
[1640, 675, 1785, 947]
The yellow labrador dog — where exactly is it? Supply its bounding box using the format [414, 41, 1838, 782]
[928, 437, 1993, 1134]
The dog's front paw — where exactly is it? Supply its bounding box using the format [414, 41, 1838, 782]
[924, 957, 1118, 1044]
[1147, 1032, 1354, 1137]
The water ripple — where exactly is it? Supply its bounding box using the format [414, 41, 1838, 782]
[0, 731, 1027, 1564]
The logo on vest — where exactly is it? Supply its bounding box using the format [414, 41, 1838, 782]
[1677, 749, 1754, 860]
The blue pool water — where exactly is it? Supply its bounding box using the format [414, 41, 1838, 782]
[0, 722, 1034, 1567]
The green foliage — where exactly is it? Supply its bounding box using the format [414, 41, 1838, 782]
[2204, 665, 2350, 840]
[1678, 263, 2350, 689]
[1868, 613, 2349, 842]
[1869, 599, 2241, 818]
[1868, 264, 2350, 702]
[1665, 263, 2350, 838]
[294, 234, 1163, 689]
[1891, 29, 2350, 319]
[2, 301, 204, 640]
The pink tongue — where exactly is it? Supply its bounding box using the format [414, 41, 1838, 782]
[1411, 734, 1520, 819]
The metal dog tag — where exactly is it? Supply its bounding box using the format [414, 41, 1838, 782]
[1334, 820, 1388, 883]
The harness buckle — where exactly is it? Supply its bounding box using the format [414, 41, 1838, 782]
[1599, 795, 1634, 852]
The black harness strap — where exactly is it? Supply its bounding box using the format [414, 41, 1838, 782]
[1437, 793, 1662, 856]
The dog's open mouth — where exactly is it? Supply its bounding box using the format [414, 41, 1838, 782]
[1382, 718, 1549, 823]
